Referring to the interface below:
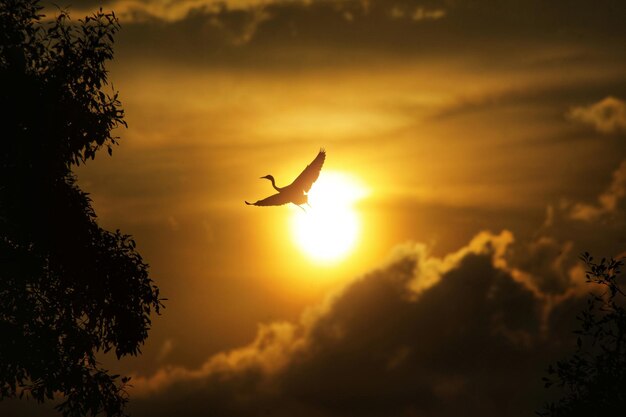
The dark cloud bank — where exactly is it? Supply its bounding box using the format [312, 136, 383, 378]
[107, 0, 626, 70]
[119, 230, 596, 417]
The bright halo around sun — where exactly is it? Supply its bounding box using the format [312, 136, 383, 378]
[290, 171, 368, 263]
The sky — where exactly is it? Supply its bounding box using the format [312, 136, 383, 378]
[4, 0, 626, 416]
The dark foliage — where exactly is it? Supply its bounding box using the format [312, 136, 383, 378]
[538, 253, 626, 416]
[0, 1, 163, 416]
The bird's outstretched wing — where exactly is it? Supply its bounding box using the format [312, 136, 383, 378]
[245, 192, 291, 207]
[288, 149, 326, 193]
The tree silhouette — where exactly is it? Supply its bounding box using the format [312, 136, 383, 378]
[0, 1, 163, 416]
[538, 253, 626, 416]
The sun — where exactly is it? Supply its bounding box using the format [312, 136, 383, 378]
[290, 171, 368, 263]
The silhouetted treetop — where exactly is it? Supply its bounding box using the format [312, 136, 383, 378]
[0, 1, 163, 416]
[1, 0, 124, 171]
[538, 253, 625, 416]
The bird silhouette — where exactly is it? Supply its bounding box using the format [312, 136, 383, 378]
[246, 149, 326, 209]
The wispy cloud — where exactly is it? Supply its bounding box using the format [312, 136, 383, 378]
[389, 5, 446, 21]
[157, 339, 175, 362]
[569, 160, 626, 221]
[568, 96, 626, 134]
[51, 0, 286, 22]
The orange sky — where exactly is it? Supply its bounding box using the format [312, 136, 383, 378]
[5, 1, 626, 416]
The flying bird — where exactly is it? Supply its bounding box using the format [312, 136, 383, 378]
[245, 149, 326, 209]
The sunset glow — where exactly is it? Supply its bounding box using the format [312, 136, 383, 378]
[290, 172, 368, 262]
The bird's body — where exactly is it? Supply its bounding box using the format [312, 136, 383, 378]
[245, 149, 326, 209]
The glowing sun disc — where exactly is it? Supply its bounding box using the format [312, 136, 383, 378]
[290, 172, 367, 262]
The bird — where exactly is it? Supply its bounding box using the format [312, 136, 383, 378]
[245, 149, 326, 209]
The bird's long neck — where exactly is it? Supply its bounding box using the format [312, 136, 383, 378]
[268, 176, 282, 192]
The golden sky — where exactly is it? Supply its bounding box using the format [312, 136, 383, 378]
[5, 1, 626, 416]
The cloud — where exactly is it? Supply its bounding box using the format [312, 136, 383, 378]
[389, 5, 446, 21]
[567, 96, 626, 134]
[39, 0, 626, 63]
[569, 160, 626, 221]
[411, 6, 446, 21]
[45, 0, 286, 22]
[157, 339, 175, 361]
[510, 236, 574, 295]
[41, 0, 620, 81]
[48, 0, 448, 25]
[130, 320, 301, 396]
[43, 0, 451, 49]
[43, 0, 277, 45]
[124, 230, 586, 417]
